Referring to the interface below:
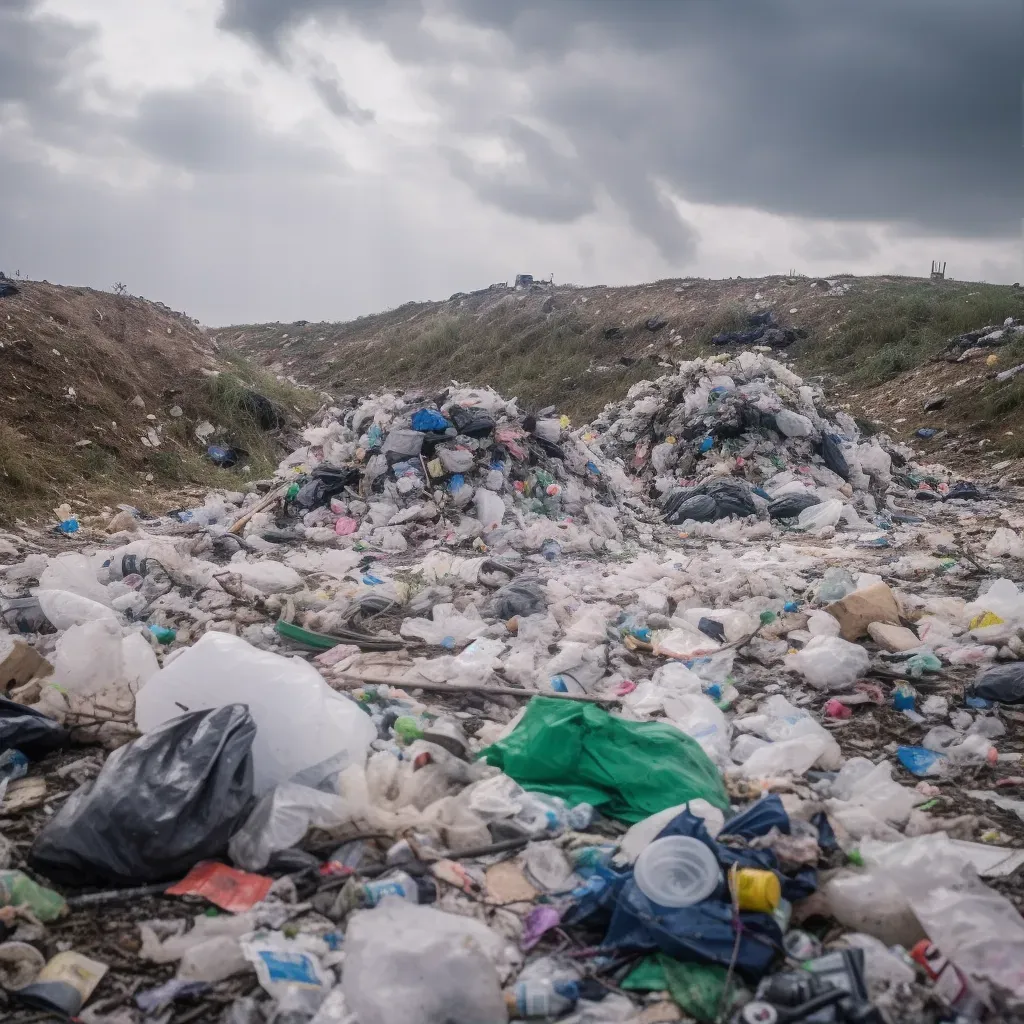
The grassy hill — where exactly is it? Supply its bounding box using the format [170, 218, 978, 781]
[214, 274, 1024, 461]
[0, 280, 318, 520]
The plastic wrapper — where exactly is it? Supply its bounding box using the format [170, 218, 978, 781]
[30, 705, 256, 885]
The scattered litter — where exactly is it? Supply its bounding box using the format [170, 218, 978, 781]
[0, 346, 1020, 1022]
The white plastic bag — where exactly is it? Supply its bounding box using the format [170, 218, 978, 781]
[663, 693, 732, 765]
[986, 528, 1024, 560]
[39, 553, 112, 605]
[35, 590, 118, 629]
[343, 900, 511, 1024]
[136, 632, 375, 793]
[787, 635, 870, 690]
[774, 409, 814, 437]
[224, 560, 303, 594]
[474, 489, 505, 530]
[229, 783, 350, 870]
[795, 499, 844, 532]
[50, 621, 155, 699]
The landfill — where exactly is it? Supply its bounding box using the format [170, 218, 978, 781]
[1, 349, 1024, 1023]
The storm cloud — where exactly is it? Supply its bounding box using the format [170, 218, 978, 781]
[0, 0, 1018, 324]
[221, 0, 1021, 241]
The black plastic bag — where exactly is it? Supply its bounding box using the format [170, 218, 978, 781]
[819, 433, 850, 480]
[291, 465, 361, 512]
[30, 705, 256, 886]
[0, 698, 68, 760]
[946, 481, 982, 501]
[663, 478, 756, 524]
[241, 390, 285, 430]
[972, 664, 1024, 704]
[664, 493, 718, 523]
[448, 406, 495, 438]
[491, 579, 547, 620]
[703, 478, 756, 517]
[768, 492, 822, 520]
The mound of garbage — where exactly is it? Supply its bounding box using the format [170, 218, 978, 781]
[0, 351, 1023, 1023]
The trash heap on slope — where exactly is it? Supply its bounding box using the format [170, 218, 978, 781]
[0, 352, 1023, 1022]
[586, 350, 981, 533]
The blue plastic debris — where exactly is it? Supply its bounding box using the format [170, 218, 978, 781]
[916, 428, 938, 439]
[897, 746, 947, 777]
[699, 437, 714, 453]
[565, 798, 816, 983]
[57, 519, 79, 535]
[206, 445, 237, 467]
[411, 409, 451, 432]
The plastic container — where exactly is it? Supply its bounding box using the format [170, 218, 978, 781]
[633, 835, 721, 907]
[732, 868, 781, 912]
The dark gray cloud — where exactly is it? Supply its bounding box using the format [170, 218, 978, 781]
[220, 0, 1021, 247]
[127, 84, 344, 174]
[0, 0, 96, 130]
[311, 75, 374, 123]
[445, 119, 595, 224]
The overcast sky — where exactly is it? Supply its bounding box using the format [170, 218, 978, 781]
[1, 0, 1019, 325]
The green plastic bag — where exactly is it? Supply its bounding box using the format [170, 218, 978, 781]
[660, 957, 730, 1023]
[0, 870, 67, 922]
[622, 955, 667, 991]
[622, 955, 732, 1022]
[479, 697, 727, 822]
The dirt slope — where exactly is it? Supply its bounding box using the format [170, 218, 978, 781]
[213, 275, 1024, 463]
[0, 280, 315, 520]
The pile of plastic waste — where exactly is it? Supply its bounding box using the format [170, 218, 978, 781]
[0, 351, 1022, 1023]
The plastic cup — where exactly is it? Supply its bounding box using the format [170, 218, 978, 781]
[633, 835, 721, 907]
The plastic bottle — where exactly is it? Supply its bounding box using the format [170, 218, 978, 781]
[819, 567, 856, 603]
[360, 870, 421, 907]
[540, 539, 561, 561]
[506, 978, 580, 1019]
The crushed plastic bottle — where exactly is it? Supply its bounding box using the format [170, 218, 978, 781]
[818, 567, 856, 603]
[540, 539, 561, 561]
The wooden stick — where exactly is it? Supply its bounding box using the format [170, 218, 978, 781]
[228, 484, 289, 535]
[332, 675, 620, 704]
